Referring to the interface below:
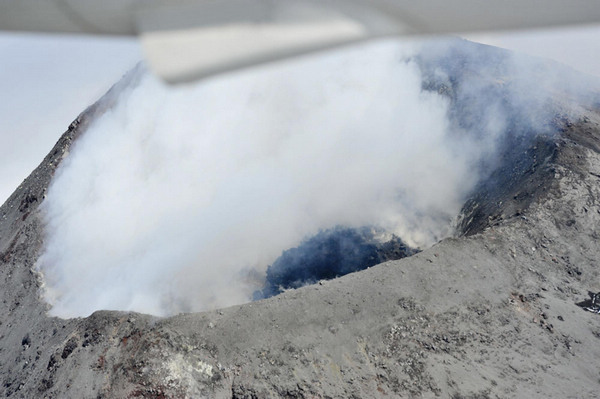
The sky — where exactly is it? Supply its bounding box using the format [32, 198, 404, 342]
[0, 33, 142, 202]
[1, 24, 600, 204]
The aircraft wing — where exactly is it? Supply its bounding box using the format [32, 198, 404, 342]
[1, 0, 600, 83]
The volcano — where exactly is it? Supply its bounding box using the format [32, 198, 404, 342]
[2, 39, 600, 398]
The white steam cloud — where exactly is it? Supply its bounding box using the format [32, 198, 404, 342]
[39, 40, 512, 318]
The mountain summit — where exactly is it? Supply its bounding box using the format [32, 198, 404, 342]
[2, 39, 600, 398]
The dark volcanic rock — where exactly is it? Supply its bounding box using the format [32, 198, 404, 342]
[257, 227, 417, 299]
[577, 291, 600, 313]
[2, 42, 600, 398]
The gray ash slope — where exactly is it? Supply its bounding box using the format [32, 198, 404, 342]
[2, 39, 600, 398]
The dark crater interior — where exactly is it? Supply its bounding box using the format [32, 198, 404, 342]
[255, 227, 417, 299]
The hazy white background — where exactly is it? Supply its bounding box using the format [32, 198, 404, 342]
[1, 25, 600, 204]
[0, 34, 142, 202]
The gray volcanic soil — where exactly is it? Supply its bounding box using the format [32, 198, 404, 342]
[2, 44, 600, 398]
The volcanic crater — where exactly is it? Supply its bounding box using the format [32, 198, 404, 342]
[1, 40, 600, 398]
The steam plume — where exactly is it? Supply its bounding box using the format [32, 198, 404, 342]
[38, 39, 572, 317]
